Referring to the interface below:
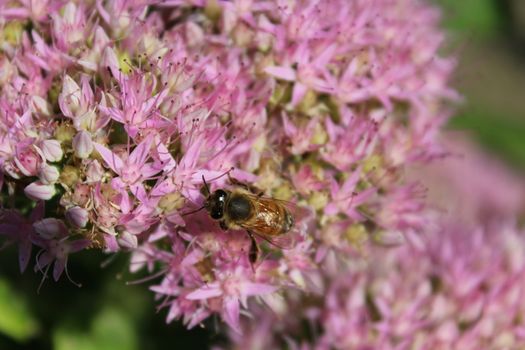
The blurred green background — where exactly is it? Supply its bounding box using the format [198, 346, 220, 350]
[0, 1, 524, 349]
[439, 0, 525, 170]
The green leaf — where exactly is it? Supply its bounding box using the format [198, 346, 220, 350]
[91, 308, 138, 350]
[449, 112, 525, 170]
[53, 307, 138, 350]
[0, 279, 39, 342]
[437, 0, 500, 35]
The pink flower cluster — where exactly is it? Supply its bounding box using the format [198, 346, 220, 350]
[0, 0, 456, 333]
[226, 139, 525, 349]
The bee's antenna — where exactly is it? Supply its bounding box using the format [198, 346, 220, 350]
[181, 205, 206, 216]
[202, 175, 210, 195]
[206, 167, 235, 183]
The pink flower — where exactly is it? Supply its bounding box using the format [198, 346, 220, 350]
[24, 181, 56, 201]
[0, 203, 43, 272]
[94, 136, 160, 213]
[65, 206, 89, 228]
[98, 71, 169, 138]
[39, 140, 63, 162]
[72, 131, 93, 159]
[39, 164, 59, 184]
[320, 108, 378, 171]
[186, 267, 278, 332]
[58, 75, 83, 118]
[14, 141, 42, 176]
[32, 233, 90, 282]
[324, 167, 376, 220]
[1, 0, 60, 22]
[265, 42, 335, 106]
[51, 2, 87, 51]
[0, 0, 461, 336]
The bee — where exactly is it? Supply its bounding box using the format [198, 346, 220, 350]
[196, 175, 300, 266]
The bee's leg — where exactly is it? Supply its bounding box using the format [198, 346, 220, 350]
[247, 231, 259, 271]
[228, 174, 265, 197]
[219, 220, 228, 231]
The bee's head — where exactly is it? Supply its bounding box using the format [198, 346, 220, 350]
[205, 189, 228, 220]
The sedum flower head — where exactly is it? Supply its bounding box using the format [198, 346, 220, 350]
[0, 0, 459, 336]
[225, 139, 525, 349]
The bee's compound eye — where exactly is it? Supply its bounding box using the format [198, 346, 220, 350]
[215, 190, 227, 201]
[210, 207, 223, 220]
[208, 190, 227, 220]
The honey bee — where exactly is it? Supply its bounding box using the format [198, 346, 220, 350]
[196, 175, 300, 265]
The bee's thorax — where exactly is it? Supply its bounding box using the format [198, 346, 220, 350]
[226, 194, 253, 221]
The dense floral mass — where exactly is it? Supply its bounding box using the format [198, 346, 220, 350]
[226, 138, 525, 349]
[0, 0, 466, 340]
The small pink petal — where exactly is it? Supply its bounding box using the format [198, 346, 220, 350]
[142, 164, 161, 179]
[130, 184, 147, 202]
[35, 252, 53, 271]
[18, 240, 32, 273]
[103, 234, 119, 252]
[154, 142, 176, 172]
[73, 131, 93, 159]
[39, 164, 59, 184]
[29, 201, 45, 222]
[40, 140, 63, 162]
[33, 218, 67, 239]
[186, 284, 223, 300]
[66, 206, 89, 228]
[118, 231, 138, 250]
[129, 136, 153, 166]
[53, 258, 66, 281]
[94, 143, 123, 173]
[264, 66, 297, 81]
[187, 309, 211, 330]
[223, 297, 241, 333]
[240, 282, 278, 296]
[314, 43, 337, 68]
[290, 82, 307, 107]
[119, 191, 132, 214]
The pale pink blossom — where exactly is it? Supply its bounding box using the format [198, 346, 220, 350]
[24, 181, 56, 201]
[0, 0, 462, 337]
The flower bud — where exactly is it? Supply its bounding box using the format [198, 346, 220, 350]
[3, 161, 21, 179]
[204, 0, 221, 22]
[86, 160, 104, 183]
[31, 95, 51, 116]
[73, 131, 93, 159]
[24, 181, 56, 201]
[39, 164, 60, 184]
[66, 206, 89, 228]
[3, 21, 24, 46]
[118, 231, 138, 250]
[232, 22, 254, 47]
[60, 165, 80, 187]
[0, 56, 16, 86]
[101, 47, 120, 77]
[54, 124, 75, 143]
[40, 139, 63, 162]
[14, 147, 41, 176]
[373, 230, 406, 247]
[71, 183, 91, 207]
[59, 75, 82, 117]
[185, 21, 204, 47]
[33, 218, 67, 239]
[158, 192, 185, 212]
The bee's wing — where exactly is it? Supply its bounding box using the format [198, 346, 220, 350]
[273, 197, 314, 223]
[250, 229, 296, 250]
[241, 194, 313, 250]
